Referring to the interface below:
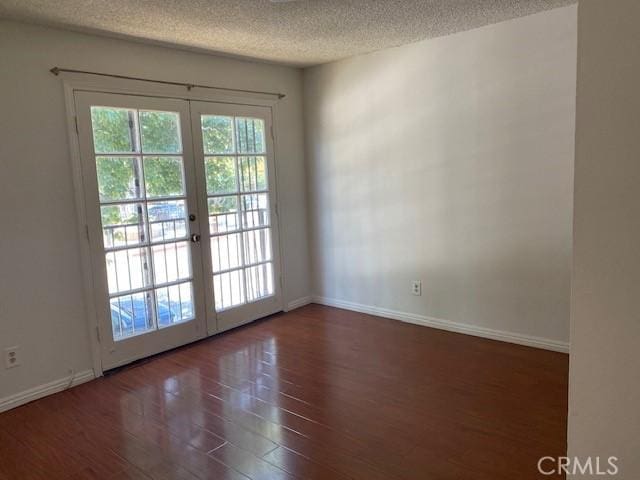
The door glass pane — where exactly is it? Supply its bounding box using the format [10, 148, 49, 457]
[101, 203, 146, 249]
[110, 291, 154, 340]
[202, 115, 235, 154]
[211, 233, 242, 272]
[239, 156, 267, 192]
[151, 241, 191, 285]
[143, 156, 186, 198]
[139, 111, 182, 154]
[95, 157, 143, 202]
[205, 156, 237, 194]
[148, 200, 187, 243]
[208, 196, 239, 234]
[91, 107, 138, 154]
[213, 270, 244, 310]
[235, 117, 265, 154]
[105, 247, 151, 294]
[243, 229, 272, 265]
[241, 193, 269, 228]
[156, 282, 194, 327]
[245, 263, 274, 302]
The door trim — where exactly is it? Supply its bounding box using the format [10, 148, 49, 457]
[61, 75, 286, 377]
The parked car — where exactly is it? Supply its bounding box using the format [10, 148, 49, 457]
[110, 297, 177, 336]
[147, 202, 185, 222]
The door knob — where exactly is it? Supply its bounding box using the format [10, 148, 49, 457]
[190, 234, 201, 243]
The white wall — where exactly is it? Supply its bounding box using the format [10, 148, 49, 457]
[568, 1, 640, 477]
[303, 6, 577, 347]
[0, 21, 309, 401]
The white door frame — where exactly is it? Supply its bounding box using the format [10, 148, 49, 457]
[60, 74, 285, 376]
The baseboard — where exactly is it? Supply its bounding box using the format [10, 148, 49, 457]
[0, 369, 95, 413]
[312, 296, 569, 353]
[285, 295, 313, 312]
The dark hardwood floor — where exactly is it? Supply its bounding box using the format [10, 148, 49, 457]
[0, 305, 568, 479]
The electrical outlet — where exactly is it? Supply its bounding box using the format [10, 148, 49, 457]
[411, 280, 422, 296]
[4, 346, 21, 369]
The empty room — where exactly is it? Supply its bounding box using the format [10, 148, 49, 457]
[0, 0, 638, 478]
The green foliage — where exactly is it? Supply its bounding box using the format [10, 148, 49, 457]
[92, 111, 266, 230]
[140, 111, 181, 153]
[96, 157, 139, 203]
[236, 117, 265, 154]
[92, 108, 185, 205]
[101, 205, 141, 242]
[208, 196, 238, 214]
[239, 156, 267, 191]
[202, 116, 234, 154]
[91, 107, 135, 153]
[144, 157, 184, 198]
[101, 205, 124, 226]
[206, 157, 237, 194]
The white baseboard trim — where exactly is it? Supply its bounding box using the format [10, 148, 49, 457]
[312, 296, 569, 353]
[0, 369, 95, 413]
[285, 295, 313, 312]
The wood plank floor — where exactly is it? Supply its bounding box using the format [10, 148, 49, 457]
[0, 305, 568, 479]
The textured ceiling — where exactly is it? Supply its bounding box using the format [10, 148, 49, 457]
[0, 0, 575, 66]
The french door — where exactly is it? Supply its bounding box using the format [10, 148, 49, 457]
[75, 91, 281, 370]
[190, 102, 282, 333]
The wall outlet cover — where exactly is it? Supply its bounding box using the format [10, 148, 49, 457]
[4, 346, 21, 369]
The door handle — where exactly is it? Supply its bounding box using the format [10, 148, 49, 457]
[190, 234, 201, 243]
